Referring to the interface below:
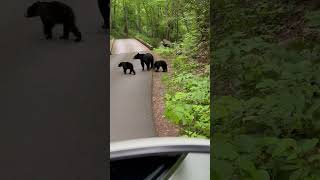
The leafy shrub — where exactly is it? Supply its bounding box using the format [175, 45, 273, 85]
[154, 47, 175, 58]
[135, 33, 161, 48]
[212, 133, 320, 180]
[212, 0, 320, 179]
[160, 50, 210, 138]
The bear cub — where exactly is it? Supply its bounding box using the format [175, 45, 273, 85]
[25, 1, 82, 42]
[118, 62, 135, 75]
[133, 52, 154, 71]
[154, 60, 168, 72]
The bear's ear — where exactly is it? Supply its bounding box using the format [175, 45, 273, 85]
[34, 1, 40, 5]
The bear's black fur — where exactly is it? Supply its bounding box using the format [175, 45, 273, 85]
[133, 52, 154, 71]
[98, 0, 110, 29]
[154, 60, 168, 72]
[118, 62, 135, 75]
[25, 1, 82, 42]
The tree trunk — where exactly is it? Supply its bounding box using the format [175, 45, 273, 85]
[112, 0, 116, 29]
[176, 2, 179, 41]
[137, 1, 142, 33]
[165, 0, 170, 40]
[123, 0, 128, 37]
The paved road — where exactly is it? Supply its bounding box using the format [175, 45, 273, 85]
[0, 0, 107, 179]
[110, 39, 156, 142]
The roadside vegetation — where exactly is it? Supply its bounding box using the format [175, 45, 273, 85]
[155, 41, 210, 139]
[211, 0, 320, 179]
[111, 0, 210, 138]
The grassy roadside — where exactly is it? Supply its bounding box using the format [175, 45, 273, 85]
[154, 44, 210, 139]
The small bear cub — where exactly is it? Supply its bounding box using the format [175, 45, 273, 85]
[118, 62, 135, 75]
[154, 60, 168, 72]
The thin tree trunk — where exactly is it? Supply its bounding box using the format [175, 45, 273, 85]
[165, 0, 170, 40]
[110, 0, 112, 31]
[176, 2, 179, 41]
[137, 1, 141, 33]
[112, 0, 116, 29]
[123, 0, 128, 37]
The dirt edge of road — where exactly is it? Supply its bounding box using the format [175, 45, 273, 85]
[152, 53, 180, 137]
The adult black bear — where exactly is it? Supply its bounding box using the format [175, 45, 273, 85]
[133, 53, 154, 71]
[118, 62, 135, 75]
[98, 0, 110, 30]
[25, 1, 82, 42]
[154, 60, 168, 72]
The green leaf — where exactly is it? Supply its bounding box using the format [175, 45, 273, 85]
[280, 164, 300, 171]
[300, 138, 319, 153]
[213, 141, 239, 160]
[272, 138, 297, 157]
[252, 170, 270, 180]
[238, 156, 256, 173]
[256, 79, 277, 89]
[290, 169, 304, 180]
[306, 10, 320, 28]
[234, 135, 257, 153]
[212, 159, 234, 180]
[308, 154, 320, 162]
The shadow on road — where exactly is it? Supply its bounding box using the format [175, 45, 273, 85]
[0, 0, 108, 179]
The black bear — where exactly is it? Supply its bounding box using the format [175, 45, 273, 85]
[133, 52, 154, 71]
[25, 1, 82, 42]
[118, 62, 135, 75]
[154, 60, 168, 72]
[98, 0, 110, 30]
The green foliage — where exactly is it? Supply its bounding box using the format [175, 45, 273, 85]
[164, 64, 210, 138]
[111, 0, 208, 47]
[135, 33, 160, 47]
[212, 134, 320, 180]
[213, 36, 320, 179]
[212, 0, 320, 179]
[154, 47, 175, 58]
[306, 10, 320, 28]
[155, 27, 209, 138]
[177, 30, 201, 57]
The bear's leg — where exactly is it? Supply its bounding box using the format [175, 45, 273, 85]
[70, 25, 82, 42]
[43, 23, 53, 39]
[132, 69, 136, 75]
[146, 62, 150, 71]
[60, 24, 70, 40]
[163, 65, 167, 72]
[123, 68, 127, 74]
[140, 61, 145, 71]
